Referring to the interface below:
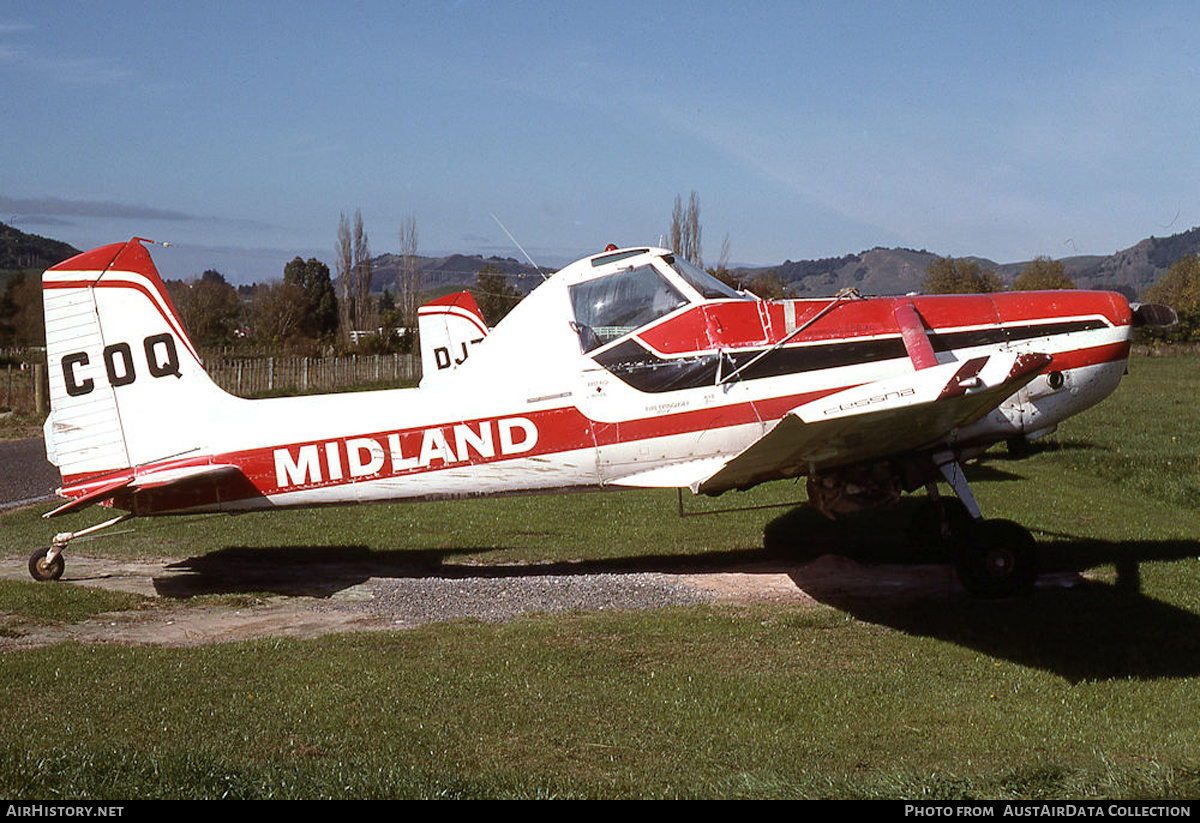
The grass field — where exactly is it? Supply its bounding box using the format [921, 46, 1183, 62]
[2, 355, 1200, 799]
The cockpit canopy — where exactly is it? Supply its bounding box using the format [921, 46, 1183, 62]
[568, 251, 749, 353]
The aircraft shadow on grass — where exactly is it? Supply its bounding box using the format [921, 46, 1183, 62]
[152, 541, 767, 600]
[796, 569, 1200, 684]
[150, 495, 1200, 684]
[769, 501, 1200, 684]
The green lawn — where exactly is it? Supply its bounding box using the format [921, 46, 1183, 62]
[2, 355, 1200, 799]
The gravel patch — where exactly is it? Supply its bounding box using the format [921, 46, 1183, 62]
[348, 571, 714, 626]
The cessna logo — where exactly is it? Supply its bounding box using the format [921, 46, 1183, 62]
[61, 334, 182, 397]
[273, 416, 539, 488]
[824, 387, 916, 415]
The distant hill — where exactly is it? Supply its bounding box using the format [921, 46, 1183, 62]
[0, 222, 79, 271]
[735, 226, 1200, 300]
[368, 252, 545, 297]
[740, 247, 938, 298]
[9, 218, 1200, 302]
[1049, 226, 1200, 299]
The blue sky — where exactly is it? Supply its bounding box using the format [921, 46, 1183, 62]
[3, 1, 1199, 283]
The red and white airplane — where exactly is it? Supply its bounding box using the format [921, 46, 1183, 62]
[29, 238, 1158, 596]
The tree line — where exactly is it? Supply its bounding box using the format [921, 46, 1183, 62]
[4, 202, 1200, 351]
[920, 255, 1077, 293]
[0, 211, 532, 355]
[1140, 255, 1200, 342]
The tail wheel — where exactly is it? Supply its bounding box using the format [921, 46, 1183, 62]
[28, 548, 65, 582]
[955, 519, 1037, 598]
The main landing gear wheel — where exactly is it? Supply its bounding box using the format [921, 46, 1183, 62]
[28, 548, 64, 582]
[954, 519, 1038, 599]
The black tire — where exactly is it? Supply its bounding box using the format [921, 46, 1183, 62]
[908, 497, 974, 559]
[28, 548, 64, 582]
[955, 519, 1037, 598]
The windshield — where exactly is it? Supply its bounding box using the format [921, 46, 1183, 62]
[570, 265, 688, 352]
[664, 255, 749, 300]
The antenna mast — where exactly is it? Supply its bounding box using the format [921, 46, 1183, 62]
[490, 213, 547, 280]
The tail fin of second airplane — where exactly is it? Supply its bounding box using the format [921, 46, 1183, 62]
[42, 239, 234, 486]
[417, 291, 489, 387]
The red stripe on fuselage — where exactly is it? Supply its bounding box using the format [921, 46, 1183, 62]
[1047, 340, 1131, 372]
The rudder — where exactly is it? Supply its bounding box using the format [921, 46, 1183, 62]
[42, 238, 230, 485]
[417, 291, 489, 387]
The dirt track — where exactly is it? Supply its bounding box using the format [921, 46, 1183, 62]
[0, 550, 815, 648]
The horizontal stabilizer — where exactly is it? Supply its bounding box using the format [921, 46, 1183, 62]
[696, 352, 1050, 495]
[48, 463, 252, 518]
[44, 475, 135, 518]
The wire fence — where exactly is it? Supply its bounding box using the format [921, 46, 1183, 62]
[203, 353, 421, 396]
[0, 349, 422, 415]
[0, 361, 41, 415]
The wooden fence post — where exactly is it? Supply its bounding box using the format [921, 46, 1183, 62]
[33, 362, 48, 417]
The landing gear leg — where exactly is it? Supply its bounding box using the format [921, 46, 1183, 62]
[910, 482, 973, 555]
[934, 453, 982, 520]
[26, 515, 131, 582]
[932, 451, 1038, 598]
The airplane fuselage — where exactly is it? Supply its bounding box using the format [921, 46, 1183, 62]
[33, 241, 1147, 594]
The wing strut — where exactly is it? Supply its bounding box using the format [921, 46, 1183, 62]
[894, 300, 938, 370]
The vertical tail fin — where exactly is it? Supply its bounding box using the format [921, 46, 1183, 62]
[42, 239, 230, 485]
[417, 291, 489, 387]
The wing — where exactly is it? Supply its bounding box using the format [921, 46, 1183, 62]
[694, 351, 1051, 495]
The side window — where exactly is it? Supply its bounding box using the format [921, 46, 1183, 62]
[570, 266, 688, 352]
[667, 254, 749, 300]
